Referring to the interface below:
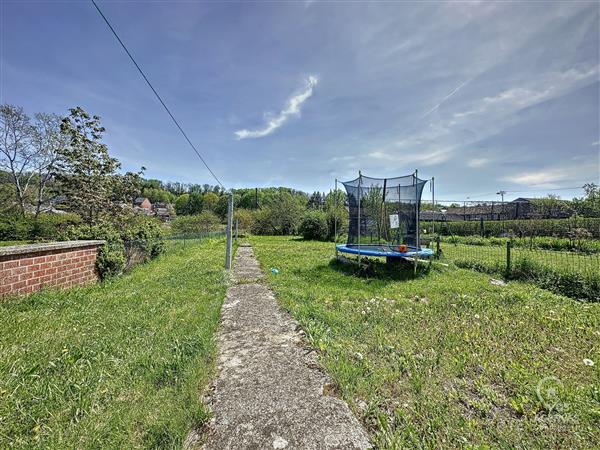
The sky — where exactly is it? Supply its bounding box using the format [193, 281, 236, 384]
[1, 0, 599, 200]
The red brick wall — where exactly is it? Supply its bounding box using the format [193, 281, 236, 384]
[0, 242, 103, 298]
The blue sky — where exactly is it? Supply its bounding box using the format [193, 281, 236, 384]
[1, 1, 599, 200]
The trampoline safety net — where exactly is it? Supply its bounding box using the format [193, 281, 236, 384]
[341, 172, 428, 249]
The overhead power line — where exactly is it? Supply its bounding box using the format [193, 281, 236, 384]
[90, 0, 225, 189]
[466, 185, 587, 199]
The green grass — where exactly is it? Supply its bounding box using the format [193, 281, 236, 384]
[440, 242, 599, 274]
[0, 238, 228, 449]
[439, 242, 599, 301]
[250, 236, 600, 449]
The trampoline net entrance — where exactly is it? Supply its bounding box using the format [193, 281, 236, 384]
[341, 172, 427, 250]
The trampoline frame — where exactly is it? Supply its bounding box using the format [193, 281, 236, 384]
[336, 244, 434, 259]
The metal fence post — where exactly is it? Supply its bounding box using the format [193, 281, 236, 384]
[506, 240, 512, 277]
[225, 193, 233, 270]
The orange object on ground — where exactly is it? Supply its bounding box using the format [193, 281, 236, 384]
[398, 244, 408, 252]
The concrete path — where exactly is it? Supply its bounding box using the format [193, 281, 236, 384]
[200, 244, 371, 450]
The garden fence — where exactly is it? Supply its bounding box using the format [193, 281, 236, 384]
[433, 238, 599, 301]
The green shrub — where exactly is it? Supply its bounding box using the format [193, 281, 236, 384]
[299, 211, 328, 241]
[66, 216, 165, 280]
[0, 215, 33, 241]
[96, 240, 126, 280]
[30, 213, 82, 240]
[0, 213, 81, 241]
[440, 235, 600, 254]
[428, 217, 600, 238]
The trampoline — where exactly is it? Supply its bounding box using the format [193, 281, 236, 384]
[336, 244, 434, 259]
[334, 170, 434, 263]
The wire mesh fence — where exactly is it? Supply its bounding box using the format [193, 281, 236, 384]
[432, 238, 599, 301]
[164, 230, 227, 252]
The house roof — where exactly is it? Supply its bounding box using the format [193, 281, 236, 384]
[134, 197, 149, 205]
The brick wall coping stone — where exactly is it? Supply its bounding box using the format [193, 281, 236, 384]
[0, 240, 105, 257]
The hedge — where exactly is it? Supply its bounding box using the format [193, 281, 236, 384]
[428, 217, 600, 238]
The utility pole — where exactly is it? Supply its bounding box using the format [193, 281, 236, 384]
[497, 190, 506, 216]
[225, 193, 233, 269]
[496, 190, 506, 203]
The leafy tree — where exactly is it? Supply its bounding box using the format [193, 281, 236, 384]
[531, 194, 572, 218]
[202, 191, 219, 212]
[325, 188, 348, 239]
[55, 107, 121, 225]
[254, 190, 306, 235]
[308, 191, 323, 209]
[362, 185, 388, 243]
[573, 183, 600, 218]
[175, 193, 190, 215]
[215, 194, 235, 221]
[188, 192, 204, 215]
[233, 208, 255, 232]
[142, 187, 175, 204]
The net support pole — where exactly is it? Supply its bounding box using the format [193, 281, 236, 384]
[431, 177, 435, 237]
[334, 178, 338, 257]
[415, 169, 419, 274]
[225, 192, 233, 270]
[357, 171, 362, 265]
[415, 169, 420, 249]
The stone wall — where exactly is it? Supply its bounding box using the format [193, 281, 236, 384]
[0, 240, 105, 298]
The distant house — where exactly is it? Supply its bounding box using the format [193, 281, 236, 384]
[134, 197, 152, 215]
[152, 202, 172, 222]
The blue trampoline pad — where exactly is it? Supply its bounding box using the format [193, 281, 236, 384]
[336, 244, 434, 258]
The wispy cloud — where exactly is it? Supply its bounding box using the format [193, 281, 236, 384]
[235, 75, 318, 140]
[500, 163, 593, 188]
[467, 158, 490, 168]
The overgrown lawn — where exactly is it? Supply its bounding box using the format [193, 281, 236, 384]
[0, 238, 228, 449]
[251, 236, 600, 449]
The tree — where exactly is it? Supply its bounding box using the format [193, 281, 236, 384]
[0, 104, 36, 215]
[573, 183, 600, 218]
[233, 208, 255, 232]
[175, 193, 190, 215]
[31, 113, 66, 216]
[362, 185, 387, 243]
[255, 190, 306, 235]
[202, 191, 219, 212]
[188, 192, 203, 214]
[325, 188, 348, 239]
[308, 191, 323, 209]
[55, 107, 120, 225]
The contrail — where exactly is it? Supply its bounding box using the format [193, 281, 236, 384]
[421, 78, 472, 119]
